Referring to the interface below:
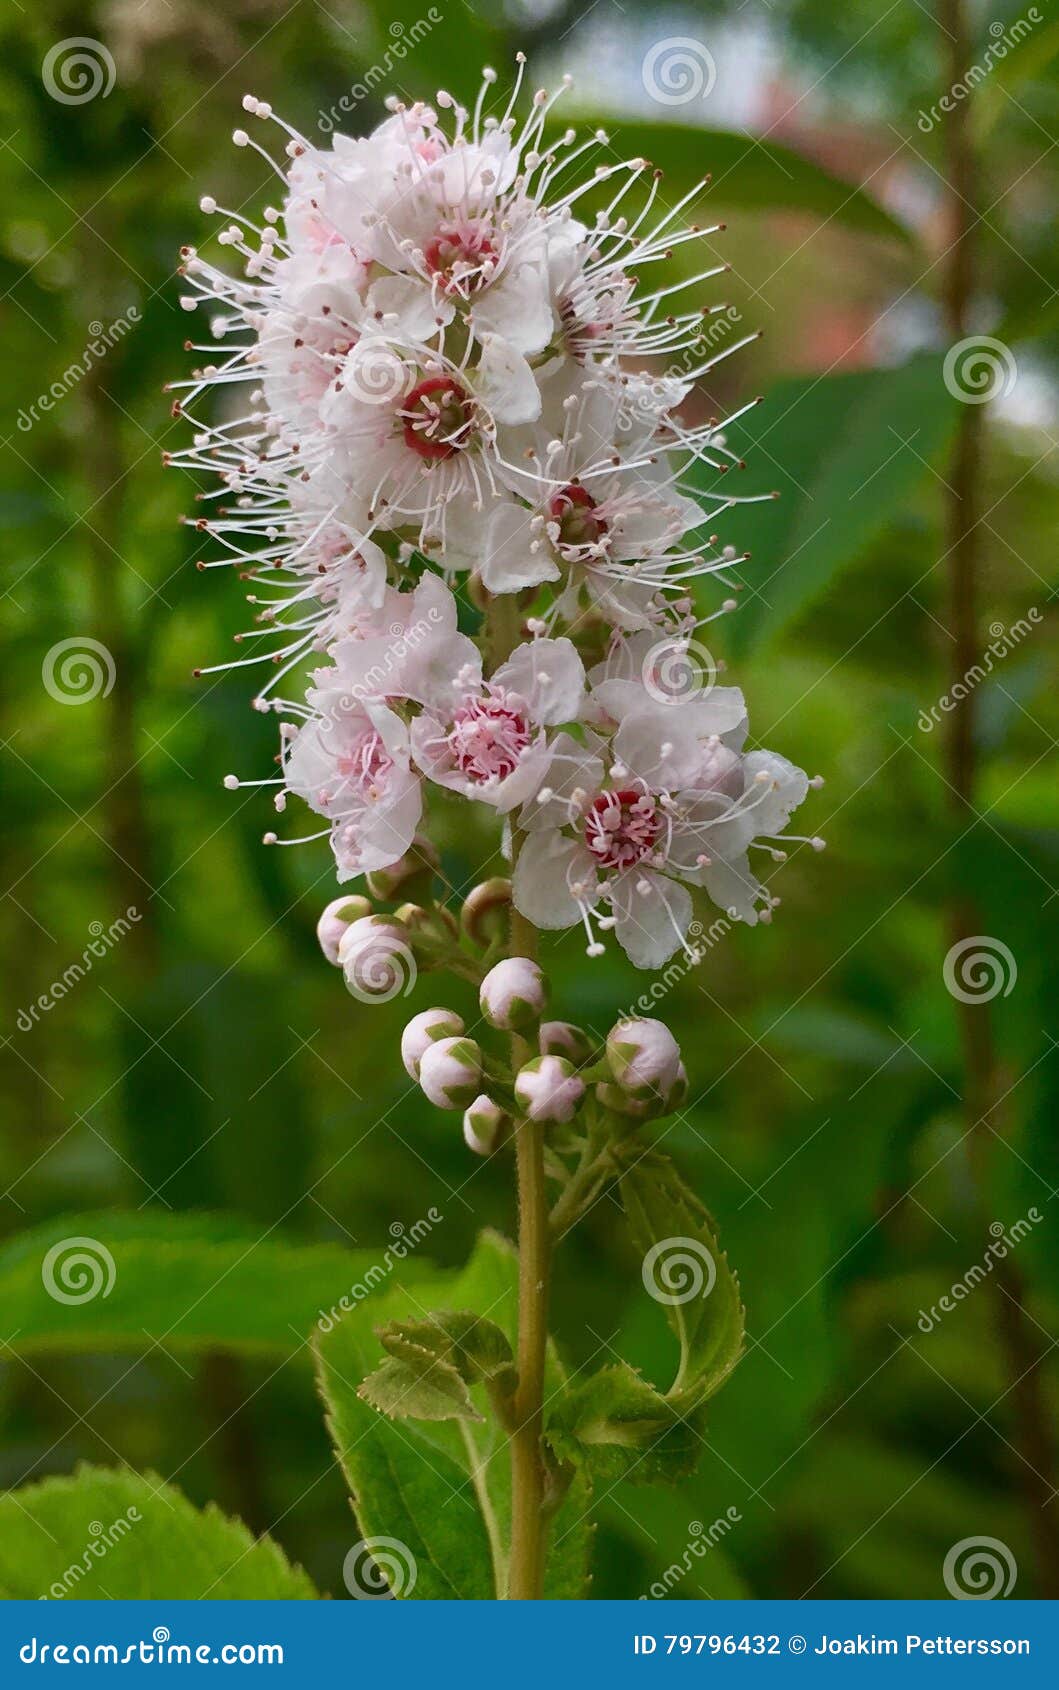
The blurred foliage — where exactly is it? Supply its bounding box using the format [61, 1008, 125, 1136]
[1, 0, 1057, 1601]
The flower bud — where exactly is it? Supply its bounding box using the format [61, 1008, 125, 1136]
[463, 1093, 508, 1156]
[514, 1055, 585, 1125]
[366, 836, 439, 903]
[316, 895, 372, 966]
[401, 1008, 466, 1081]
[460, 878, 512, 948]
[480, 957, 548, 1031]
[664, 1061, 688, 1113]
[594, 1080, 660, 1122]
[606, 1018, 681, 1101]
[339, 916, 414, 1001]
[539, 1020, 594, 1064]
[418, 1036, 483, 1110]
[394, 901, 459, 946]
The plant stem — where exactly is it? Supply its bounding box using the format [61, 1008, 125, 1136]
[937, 0, 1059, 1596]
[483, 587, 551, 1599]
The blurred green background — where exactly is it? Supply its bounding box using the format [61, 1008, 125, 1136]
[1, 0, 1057, 1601]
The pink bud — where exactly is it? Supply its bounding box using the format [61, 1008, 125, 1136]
[418, 1036, 483, 1110]
[463, 1093, 508, 1156]
[514, 1055, 585, 1125]
[539, 1020, 594, 1063]
[401, 1008, 466, 1081]
[316, 895, 372, 966]
[606, 1018, 681, 1100]
[480, 957, 548, 1031]
[339, 917, 414, 1002]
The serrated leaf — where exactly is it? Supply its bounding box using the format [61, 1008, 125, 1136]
[315, 1230, 592, 1600]
[692, 355, 959, 656]
[378, 1309, 516, 1393]
[0, 1211, 422, 1360]
[0, 1466, 317, 1600]
[621, 1155, 745, 1415]
[545, 1362, 703, 1487]
[359, 1353, 483, 1423]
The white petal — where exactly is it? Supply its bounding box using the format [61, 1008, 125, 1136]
[495, 637, 584, 726]
[513, 833, 599, 929]
[477, 501, 559, 594]
[365, 274, 452, 339]
[475, 335, 542, 425]
[610, 870, 693, 970]
[469, 263, 553, 355]
[743, 750, 810, 836]
[701, 853, 762, 924]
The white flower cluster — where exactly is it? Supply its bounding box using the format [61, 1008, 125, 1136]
[172, 65, 819, 970]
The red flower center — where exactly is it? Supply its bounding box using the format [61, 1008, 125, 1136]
[548, 484, 607, 553]
[424, 220, 499, 296]
[584, 788, 663, 870]
[401, 376, 475, 460]
[447, 691, 532, 784]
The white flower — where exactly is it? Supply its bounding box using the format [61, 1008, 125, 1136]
[418, 1035, 483, 1110]
[401, 1007, 466, 1080]
[479, 957, 548, 1030]
[410, 633, 584, 813]
[539, 1020, 594, 1063]
[606, 1018, 681, 1099]
[512, 685, 813, 966]
[514, 1054, 585, 1124]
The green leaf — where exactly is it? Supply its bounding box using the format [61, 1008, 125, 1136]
[0, 1465, 317, 1599]
[695, 354, 960, 656]
[568, 115, 912, 245]
[359, 1354, 483, 1423]
[620, 1155, 745, 1415]
[0, 1211, 426, 1360]
[545, 1361, 703, 1487]
[378, 1309, 517, 1393]
[315, 1230, 592, 1600]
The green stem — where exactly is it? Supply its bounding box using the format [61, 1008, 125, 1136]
[484, 587, 551, 1600]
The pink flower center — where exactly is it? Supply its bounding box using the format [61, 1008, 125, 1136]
[424, 219, 499, 295]
[447, 689, 532, 784]
[548, 484, 607, 553]
[401, 376, 475, 459]
[336, 729, 393, 798]
[584, 788, 663, 870]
